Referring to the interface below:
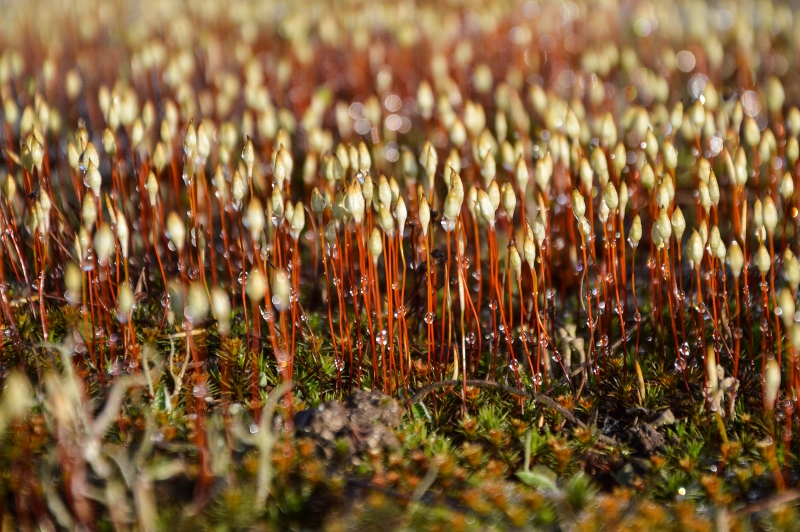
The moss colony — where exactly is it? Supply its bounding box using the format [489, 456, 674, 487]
[1, 0, 800, 529]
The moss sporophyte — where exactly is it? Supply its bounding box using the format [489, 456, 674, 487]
[0, 0, 799, 528]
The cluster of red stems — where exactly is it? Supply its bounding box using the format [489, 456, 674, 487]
[0, 0, 799, 433]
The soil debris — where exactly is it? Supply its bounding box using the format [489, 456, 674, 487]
[626, 423, 666, 455]
[651, 409, 676, 428]
[295, 390, 402, 458]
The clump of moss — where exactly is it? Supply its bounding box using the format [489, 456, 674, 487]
[1, 0, 800, 527]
